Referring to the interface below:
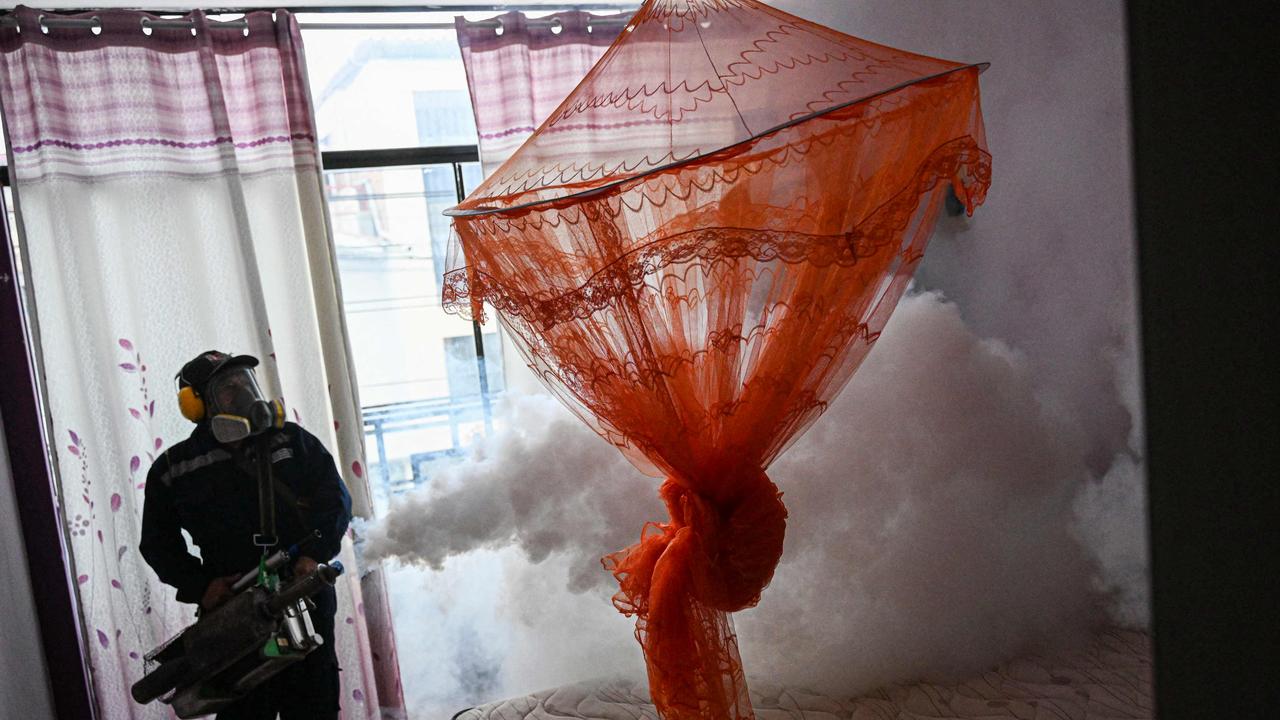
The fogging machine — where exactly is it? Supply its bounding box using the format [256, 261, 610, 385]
[130, 435, 343, 718]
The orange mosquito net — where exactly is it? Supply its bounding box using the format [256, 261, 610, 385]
[443, 1, 991, 718]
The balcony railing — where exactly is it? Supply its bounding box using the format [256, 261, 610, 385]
[361, 392, 497, 496]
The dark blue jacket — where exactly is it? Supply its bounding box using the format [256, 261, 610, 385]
[140, 422, 353, 612]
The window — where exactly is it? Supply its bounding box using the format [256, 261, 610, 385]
[321, 160, 495, 507]
[302, 15, 477, 152]
[0, 12, 629, 717]
[444, 332, 504, 399]
[300, 16, 502, 513]
[298, 17, 544, 714]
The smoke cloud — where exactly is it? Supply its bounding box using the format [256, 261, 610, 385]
[359, 291, 1149, 716]
[1071, 454, 1150, 628]
[360, 394, 662, 592]
[735, 291, 1120, 692]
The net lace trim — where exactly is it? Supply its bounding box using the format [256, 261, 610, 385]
[472, 72, 976, 205]
[443, 135, 990, 330]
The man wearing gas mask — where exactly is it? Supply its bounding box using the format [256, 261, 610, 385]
[140, 350, 352, 719]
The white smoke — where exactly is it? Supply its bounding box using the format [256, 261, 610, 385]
[359, 291, 1150, 715]
[1071, 454, 1150, 628]
[359, 394, 662, 592]
[736, 291, 1112, 692]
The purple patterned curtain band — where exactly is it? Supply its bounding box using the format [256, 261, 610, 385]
[0, 6, 317, 184]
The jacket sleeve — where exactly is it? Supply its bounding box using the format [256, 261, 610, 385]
[296, 427, 353, 563]
[139, 460, 207, 605]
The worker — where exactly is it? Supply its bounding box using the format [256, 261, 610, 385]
[140, 350, 352, 719]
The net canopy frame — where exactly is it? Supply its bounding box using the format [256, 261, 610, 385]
[444, 1, 992, 718]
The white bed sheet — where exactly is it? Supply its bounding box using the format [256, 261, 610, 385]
[454, 629, 1152, 720]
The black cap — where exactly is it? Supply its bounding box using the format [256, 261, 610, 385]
[177, 350, 259, 395]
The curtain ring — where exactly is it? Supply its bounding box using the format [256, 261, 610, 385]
[140, 17, 153, 36]
[90, 16, 102, 36]
[37, 14, 49, 35]
[550, 18, 563, 35]
[494, 18, 504, 36]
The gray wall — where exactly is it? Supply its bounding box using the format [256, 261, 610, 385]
[504, 0, 1143, 462]
[778, 0, 1142, 469]
[0, 409, 57, 719]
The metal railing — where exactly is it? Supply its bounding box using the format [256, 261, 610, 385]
[361, 393, 494, 496]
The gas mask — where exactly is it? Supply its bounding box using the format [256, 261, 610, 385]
[204, 367, 285, 444]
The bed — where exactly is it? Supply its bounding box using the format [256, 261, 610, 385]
[453, 630, 1152, 720]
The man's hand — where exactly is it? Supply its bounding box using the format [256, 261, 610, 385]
[293, 555, 319, 579]
[200, 574, 239, 612]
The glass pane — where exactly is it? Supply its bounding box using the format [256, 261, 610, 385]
[325, 165, 504, 511]
[3, 186, 12, 235]
[461, 161, 485, 195]
[302, 17, 478, 151]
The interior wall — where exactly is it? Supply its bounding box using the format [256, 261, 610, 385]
[778, 0, 1142, 470]
[0, 409, 57, 720]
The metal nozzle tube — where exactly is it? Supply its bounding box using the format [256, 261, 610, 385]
[231, 530, 322, 593]
[266, 562, 343, 615]
[231, 550, 287, 593]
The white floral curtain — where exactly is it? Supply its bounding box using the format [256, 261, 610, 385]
[0, 7, 401, 718]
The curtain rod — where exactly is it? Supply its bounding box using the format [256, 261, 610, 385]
[0, 13, 632, 31]
[1, 8, 634, 30]
[0, 4, 637, 15]
[0, 5, 637, 30]
[0, 15, 249, 28]
[300, 16, 632, 30]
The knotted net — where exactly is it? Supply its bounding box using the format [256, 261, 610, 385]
[443, 1, 991, 718]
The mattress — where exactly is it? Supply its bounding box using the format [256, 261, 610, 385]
[454, 629, 1152, 720]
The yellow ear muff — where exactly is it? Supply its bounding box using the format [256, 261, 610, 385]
[270, 399, 286, 429]
[177, 386, 205, 423]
